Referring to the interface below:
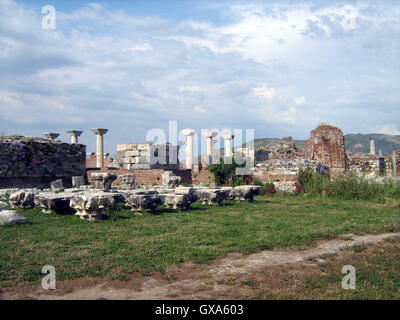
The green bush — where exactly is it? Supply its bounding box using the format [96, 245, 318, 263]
[207, 158, 244, 186]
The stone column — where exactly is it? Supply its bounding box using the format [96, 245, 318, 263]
[182, 129, 195, 170]
[378, 149, 382, 156]
[66, 130, 83, 144]
[202, 131, 217, 164]
[43, 132, 59, 141]
[393, 150, 397, 175]
[370, 140, 375, 155]
[222, 135, 235, 158]
[91, 128, 108, 168]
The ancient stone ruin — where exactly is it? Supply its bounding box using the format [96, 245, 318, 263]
[1, 123, 399, 222]
[305, 124, 348, 172]
[0, 135, 85, 188]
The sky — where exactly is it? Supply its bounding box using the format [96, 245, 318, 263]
[0, 0, 399, 156]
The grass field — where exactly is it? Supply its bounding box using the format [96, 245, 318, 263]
[1, 196, 400, 290]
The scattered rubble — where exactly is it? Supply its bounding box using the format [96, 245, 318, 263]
[9, 190, 36, 209]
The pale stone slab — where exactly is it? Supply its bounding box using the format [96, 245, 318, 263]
[0, 210, 28, 225]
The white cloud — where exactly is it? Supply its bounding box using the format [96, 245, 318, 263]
[193, 105, 207, 114]
[295, 96, 306, 105]
[375, 124, 400, 135]
[179, 86, 202, 93]
[0, 0, 399, 151]
[252, 84, 275, 101]
[126, 43, 153, 52]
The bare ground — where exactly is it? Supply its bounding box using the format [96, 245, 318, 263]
[1, 232, 398, 300]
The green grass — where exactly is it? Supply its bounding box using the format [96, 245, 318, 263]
[1, 196, 400, 288]
[254, 237, 400, 300]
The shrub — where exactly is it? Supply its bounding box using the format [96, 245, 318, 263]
[252, 178, 276, 197]
[207, 158, 244, 186]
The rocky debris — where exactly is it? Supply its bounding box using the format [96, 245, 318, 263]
[232, 185, 261, 202]
[9, 190, 36, 209]
[220, 187, 234, 200]
[118, 174, 135, 190]
[175, 187, 199, 203]
[161, 171, 181, 188]
[0, 210, 29, 225]
[91, 172, 117, 191]
[268, 137, 299, 159]
[160, 194, 191, 210]
[70, 194, 114, 221]
[72, 176, 85, 188]
[50, 179, 64, 193]
[151, 187, 175, 194]
[194, 188, 227, 206]
[124, 194, 163, 214]
[34, 193, 75, 215]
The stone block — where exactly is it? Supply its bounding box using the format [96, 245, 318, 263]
[50, 179, 64, 193]
[72, 176, 85, 188]
[9, 190, 35, 209]
[91, 172, 117, 191]
[0, 210, 28, 225]
[118, 174, 136, 190]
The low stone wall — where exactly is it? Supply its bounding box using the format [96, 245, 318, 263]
[86, 168, 192, 186]
[0, 135, 86, 188]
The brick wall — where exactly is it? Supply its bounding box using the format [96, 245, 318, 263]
[86, 154, 113, 169]
[192, 166, 215, 185]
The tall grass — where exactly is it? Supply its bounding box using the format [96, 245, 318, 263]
[295, 165, 400, 201]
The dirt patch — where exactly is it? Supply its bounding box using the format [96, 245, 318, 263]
[1, 232, 398, 300]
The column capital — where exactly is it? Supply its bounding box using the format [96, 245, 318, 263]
[91, 128, 108, 135]
[182, 129, 195, 136]
[43, 132, 59, 140]
[222, 134, 235, 140]
[66, 130, 83, 137]
[202, 131, 217, 138]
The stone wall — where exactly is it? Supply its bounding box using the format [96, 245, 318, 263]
[347, 153, 385, 176]
[305, 124, 348, 171]
[113, 142, 179, 170]
[86, 167, 192, 186]
[0, 135, 86, 188]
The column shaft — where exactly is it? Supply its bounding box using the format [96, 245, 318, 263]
[96, 134, 104, 168]
[186, 134, 193, 170]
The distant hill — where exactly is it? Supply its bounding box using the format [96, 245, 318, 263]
[243, 134, 400, 156]
[344, 134, 400, 155]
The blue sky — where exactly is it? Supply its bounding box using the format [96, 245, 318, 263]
[0, 0, 399, 155]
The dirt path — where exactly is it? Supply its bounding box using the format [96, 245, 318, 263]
[1, 232, 398, 300]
